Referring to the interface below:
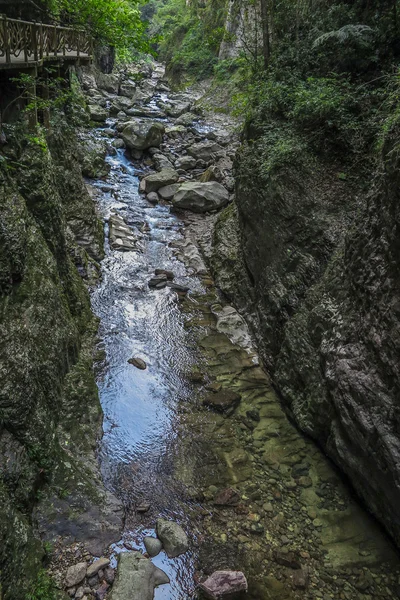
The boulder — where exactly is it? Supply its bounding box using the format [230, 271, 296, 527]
[156, 519, 189, 558]
[174, 155, 197, 171]
[109, 552, 169, 600]
[203, 390, 241, 413]
[187, 141, 225, 162]
[172, 182, 229, 213]
[199, 571, 248, 599]
[146, 192, 159, 204]
[143, 168, 179, 194]
[119, 80, 137, 98]
[65, 563, 87, 588]
[153, 154, 174, 171]
[89, 104, 108, 123]
[128, 357, 147, 370]
[121, 121, 165, 150]
[176, 112, 197, 126]
[143, 536, 163, 557]
[158, 184, 180, 201]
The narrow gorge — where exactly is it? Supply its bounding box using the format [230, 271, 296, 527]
[0, 0, 400, 599]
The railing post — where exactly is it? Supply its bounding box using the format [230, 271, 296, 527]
[53, 24, 57, 57]
[24, 22, 29, 63]
[32, 22, 38, 62]
[39, 23, 43, 59]
[3, 15, 10, 64]
[77, 31, 80, 57]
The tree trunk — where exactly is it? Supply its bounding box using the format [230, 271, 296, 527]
[260, 0, 270, 69]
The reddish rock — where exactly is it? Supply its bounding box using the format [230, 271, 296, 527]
[95, 581, 109, 600]
[199, 571, 248, 599]
[214, 487, 241, 506]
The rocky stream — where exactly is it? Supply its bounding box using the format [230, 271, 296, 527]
[49, 62, 400, 600]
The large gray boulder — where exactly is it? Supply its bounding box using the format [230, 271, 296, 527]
[88, 104, 108, 122]
[172, 182, 229, 213]
[156, 519, 189, 558]
[187, 141, 225, 162]
[143, 168, 179, 193]
[121, 121, 165, 150]
[109, 552, 169, 600]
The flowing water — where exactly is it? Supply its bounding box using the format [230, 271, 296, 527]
[89, 78, 400, 599]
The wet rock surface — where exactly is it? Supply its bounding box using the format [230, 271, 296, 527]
[156, 519, 189, 558]
[109, 552, 169, 600]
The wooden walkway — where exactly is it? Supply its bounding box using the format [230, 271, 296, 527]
[0, 14, 92, 70]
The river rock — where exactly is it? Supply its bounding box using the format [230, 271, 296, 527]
[144, 536, 163, 557]
[172, 182, 229, 213]
[158, 184, 180, 200]
[176, 112, 197, 126]
[156, 519, 189, 558]
[65, 563, 87, 588]
[187, 141, 225, 162]
[153, 153, 174, 171]
[119, 80, 136, 98]
[143, 168, 179, 193]
[175, 155, 197, 170]
[149, 274, 168, 289]
[109, 552, 169, 600]
[121, 121, 165, 150]
[109, 214, 136, 251]
[89, 104, 108, 122]
[155, 269, 174, 280]
[214, 487, 241, 506]
[128, 357, 147, 370]
[146, 192, 159, 204]
[203, 390, 241, 413]
[87, 557, 110, 578]
[199, 571, 248, 599]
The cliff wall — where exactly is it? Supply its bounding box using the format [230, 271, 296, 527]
[211, 120, 400, 546]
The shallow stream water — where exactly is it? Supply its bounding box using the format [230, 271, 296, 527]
[89, 78, 400, 600]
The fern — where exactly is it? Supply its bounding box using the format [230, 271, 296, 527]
[313, 25, 374, 49]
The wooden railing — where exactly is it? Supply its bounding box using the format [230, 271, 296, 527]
[0, 14, 92, 66]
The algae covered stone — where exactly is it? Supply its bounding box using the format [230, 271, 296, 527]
[121, 121, 165, 150]
[156, 519, 189, 558]
[109, 552, 169, 600]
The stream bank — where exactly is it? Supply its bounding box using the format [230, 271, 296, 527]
[41, 61, 400, 600]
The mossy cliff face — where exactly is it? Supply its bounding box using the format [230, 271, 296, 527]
[0, 121, 117, 598]
[212, 127, 400, 546]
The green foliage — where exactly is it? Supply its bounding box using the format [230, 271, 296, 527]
[26, 570, 56, 600]
[312, 24, 374, 49]
[46, 0, 148, 52]
[150, 0, 227, 82]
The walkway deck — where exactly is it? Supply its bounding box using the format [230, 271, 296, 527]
[0, 15, 92, 71]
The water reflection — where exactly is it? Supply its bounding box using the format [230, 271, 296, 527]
[91, 143, 204, 596]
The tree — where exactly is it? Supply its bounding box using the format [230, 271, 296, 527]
[260, 0, 270, 68]
[46, 0, 149, 52]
